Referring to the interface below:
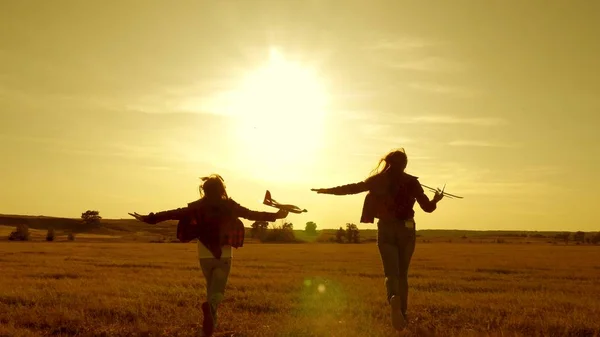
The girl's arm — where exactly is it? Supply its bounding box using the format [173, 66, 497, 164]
[415, 192, 437, 213]
[413, 181, 442, 213]
[231, 201, 287, 222]
[133, 207, 189, 224]
[311, 181, 369, 195]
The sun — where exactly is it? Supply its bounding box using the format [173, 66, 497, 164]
[225, 48, 330, 182]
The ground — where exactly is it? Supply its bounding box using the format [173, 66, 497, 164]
[1, 241, 599, 337]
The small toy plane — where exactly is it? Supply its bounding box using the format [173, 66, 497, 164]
[263, 190, 307, 214]
[421, 183, 464, 199]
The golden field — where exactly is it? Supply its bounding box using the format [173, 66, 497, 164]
[1, 241, 599, 337]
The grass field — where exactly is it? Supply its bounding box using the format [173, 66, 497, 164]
[1, 241, 599, 337]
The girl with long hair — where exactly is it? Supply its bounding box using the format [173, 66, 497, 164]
[130, 174, 288, 336]
[310, 149, 444, 331]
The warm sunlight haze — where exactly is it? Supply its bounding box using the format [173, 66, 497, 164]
[1, 1, 599, 231]
[1, 2, 600, 337]
[224, 48, 329, 183]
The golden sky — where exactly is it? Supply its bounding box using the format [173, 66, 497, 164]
[1, 1, 599, 231]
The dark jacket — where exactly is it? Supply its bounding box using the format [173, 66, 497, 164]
[145, 198, 279, 258]
[318, 172, 437, 223]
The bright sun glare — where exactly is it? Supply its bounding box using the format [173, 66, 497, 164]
[226, 48, 329, 182]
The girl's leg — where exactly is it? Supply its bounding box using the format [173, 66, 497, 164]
[396, 226, 416, 320]
[377, 225, 400, 303]
[377, 221, 405, 330]
[199, 258, 216, 336]
[207, 258, 232, 326]
[200, 258, 214, 299]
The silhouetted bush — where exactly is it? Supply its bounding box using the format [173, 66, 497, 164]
[263, 224, 296, 243]
[346, 223, 360, 243]
[336, 227, 345, 243]
[46, 228, 55, 242]
[251, 221, 269, 240]
[573, 231, 585, 244]
[591, 233, 600, 245]
[8, 224, 29, 241]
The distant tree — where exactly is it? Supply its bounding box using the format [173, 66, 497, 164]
[282, 222, 293, 231]
[9, 224, 30, 241]
[305, 221, 317, 235]
[573, 231, 585, 244]
[555, 232, 570, 245]
[346, 223, 360, 243]
[81, 210, 102, 226]
[251, 221, 269, 239]
[46, 228, 55, 242]
[336, 227, 345, 243]
[591, 233, 600, 245]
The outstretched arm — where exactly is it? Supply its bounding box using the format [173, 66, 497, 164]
[130, 207, 189, 224]
[232, 201, 288, 222]
[311, 181, 369, 195]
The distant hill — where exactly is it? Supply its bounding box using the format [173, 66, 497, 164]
[0, 214, 593, 243]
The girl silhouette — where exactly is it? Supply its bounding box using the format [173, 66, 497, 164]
[130, 174, 288, 336]
[311, 149, 444, 331]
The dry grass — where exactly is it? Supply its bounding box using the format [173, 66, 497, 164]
[0, 242, 599, 337]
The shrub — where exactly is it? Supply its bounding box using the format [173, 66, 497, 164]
[46, 228, 55, 242]
[9, 224, 30, 241]
[263, 225, 296, 243]
[336, 227, 345, 243]
[251, 221, 269, 240]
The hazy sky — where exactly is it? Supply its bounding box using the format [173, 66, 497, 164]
[1, 1, 599, 231]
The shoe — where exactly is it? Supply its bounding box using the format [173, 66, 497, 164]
[202, 302, 214, 337]
[390, 295, 407, 331]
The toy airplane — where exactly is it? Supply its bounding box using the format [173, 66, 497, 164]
[263, 190, 307, 214]
[421, 183, 464, 199]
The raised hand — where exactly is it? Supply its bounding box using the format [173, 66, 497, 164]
[432, 189, 445, 203]
[128, 212, 151, 223]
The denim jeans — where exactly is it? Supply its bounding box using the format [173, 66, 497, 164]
[199, 257, 232, 325]
[377, 218, 416, 317]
